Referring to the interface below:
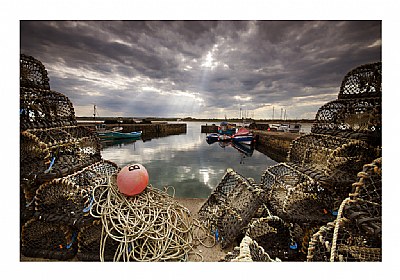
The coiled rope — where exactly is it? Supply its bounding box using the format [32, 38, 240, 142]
[90, 175, 214, 262]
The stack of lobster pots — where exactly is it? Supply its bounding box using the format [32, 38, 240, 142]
[20, 54, 119, 260]
[200, 62, 382, 262]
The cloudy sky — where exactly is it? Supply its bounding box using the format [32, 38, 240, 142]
[20, 20, 381, 119]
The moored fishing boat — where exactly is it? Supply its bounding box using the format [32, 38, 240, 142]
[97, 130, 142, 140]
[231, 127, 255, 145]
[218, 134, 232, 141]
[218, 121, 237, 135]
[269, 123, 302, 133]
[206, 133, 220, 144]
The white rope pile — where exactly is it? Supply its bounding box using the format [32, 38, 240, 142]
[90, 175, 214, 262]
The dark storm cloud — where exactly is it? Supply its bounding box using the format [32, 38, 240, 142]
[20, 20, 381, 118]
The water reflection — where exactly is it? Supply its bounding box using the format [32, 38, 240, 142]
[207, 140, 254, 164]
[100, 122, 277, 198]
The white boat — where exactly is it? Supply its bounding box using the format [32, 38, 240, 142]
[269, 123, 301, 133]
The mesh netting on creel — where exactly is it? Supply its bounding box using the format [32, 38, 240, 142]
[287, 133, 379, 199]
[307, 200, 381, 262]
[20, 54, 77, 131]
[260, 163, 337, 228]
[21, 217, 78, 261]
[34, 160, 119, 227]
[312, 62, 381, 146]
[77, 220, 120, 262]
[350, 157, 381, 205]
[20, 54, 50, 90]
[198, 168, 263, 248]
[338, 62, 381, 100]
[221, 236, 280, 262]
[311, 98, 381, 146]
[244, 215, 300, 261]
[307, 158, 381, 262]
[20, 87, 77, 131]
[20, 126, 102, 205]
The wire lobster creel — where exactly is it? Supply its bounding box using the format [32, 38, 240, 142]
[244, 215, 302, 261]
[20, 54, 50, 90]
[21, 217, 78, 261]
[77, 220, 120, 261]
[312, 61, 381, 146]
[338, 62, 381, 100]
[307, 199, 381, 262]
[287, 133, 379, 200]
[311, 98, 381, 146]
[20, 54, 77, 131]
[20, 87, 77, 131]
[221, 236, 280, 262]
[307, 158, 382, 262]
[198, 168, 263, 248]
[350, 157, 381, 204]
[34, 160, 119, 227]
[20, 126, 102, 205]
[260, 163, 336, 225]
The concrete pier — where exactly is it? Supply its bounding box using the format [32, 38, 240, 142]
[252, 130, 303, 162]
[78, 122, 187, 138]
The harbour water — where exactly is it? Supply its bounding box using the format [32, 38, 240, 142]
[100, 121, 282, 198]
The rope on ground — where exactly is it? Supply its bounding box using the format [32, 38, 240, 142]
[90, 175, 215, 261]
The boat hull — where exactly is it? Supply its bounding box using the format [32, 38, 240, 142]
[231, 127, 255, 145]
[232, 135, 254, 145]
[206, 133, 220, 144]
[218, 134, 232, 141]
[97, 131, 142, 140]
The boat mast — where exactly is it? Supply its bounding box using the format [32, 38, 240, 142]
[272, 106, 274, 120]
[93, 104, 97, 120]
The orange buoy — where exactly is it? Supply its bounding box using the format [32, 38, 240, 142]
[116, 164, 149, 196]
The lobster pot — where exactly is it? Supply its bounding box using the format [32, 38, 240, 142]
[307, 157, 382, 262]
[245, 216, 301, 261]
[20, 87, 77, 131]
[351, 157, 381, 205]
[338, 62, 381, 100]
[306, 221, 335, 261]
[311, 98, 381, 146]
[307, 199, 381, 262]
[34, 160, 119, 227]
[20, 126, 102, 201]
[260, 163, 335, 224]
[198, 168, 262, 248]
[20, 188, 35, 227]
[20, 54, 77, 131]
[21, 217, 78, 260]
[288, 134, 378, 195]
[77, 220, 119, 261]
[222, 236, 279, 262]
[20, 54, 50, 90]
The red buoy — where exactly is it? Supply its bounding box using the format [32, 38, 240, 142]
[116, 164, 149, 196]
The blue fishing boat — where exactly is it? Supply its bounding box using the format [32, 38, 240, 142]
[206, 133, 220, 144]
[218, 121, 237, 135]
[97, 130, 142, 140]
[218, 134, 232, 142]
